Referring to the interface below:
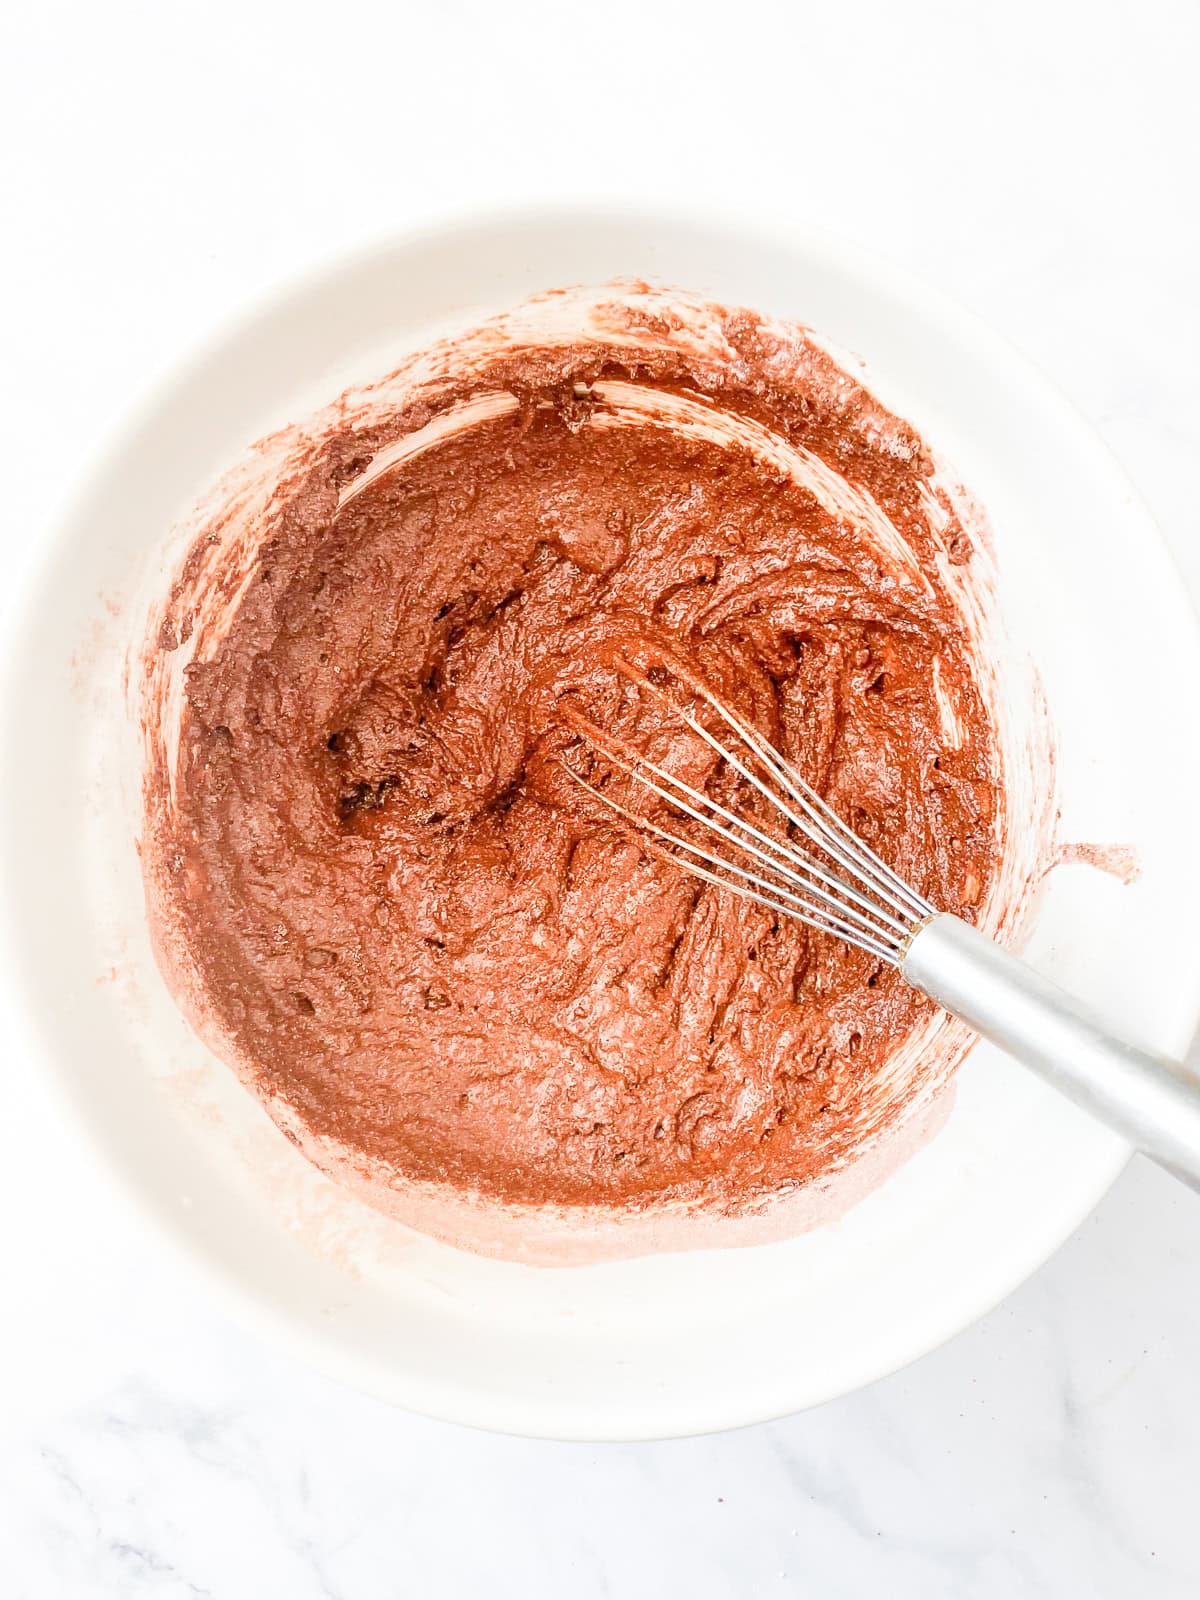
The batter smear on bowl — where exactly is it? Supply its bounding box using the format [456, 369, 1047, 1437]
[141, 285, 1008, 1260]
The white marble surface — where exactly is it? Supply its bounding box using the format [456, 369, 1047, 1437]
[3, 1, 1200, 1594]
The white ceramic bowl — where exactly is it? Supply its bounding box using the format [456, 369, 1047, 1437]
[3, 208, 1199, 1440]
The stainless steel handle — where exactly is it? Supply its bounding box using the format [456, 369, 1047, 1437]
[902, 913, 1200, 1191]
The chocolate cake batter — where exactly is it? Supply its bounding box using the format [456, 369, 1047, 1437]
[144, 289, 1000, 1229]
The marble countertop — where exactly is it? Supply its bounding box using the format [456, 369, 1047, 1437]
[3, 2, 1199, 1594]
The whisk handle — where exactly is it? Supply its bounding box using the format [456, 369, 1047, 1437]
[903, 913, 1200, 1191]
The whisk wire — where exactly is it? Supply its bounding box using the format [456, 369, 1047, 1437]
[638, 669, 931, 926]
[661, 699, 916, 930]
[561, 765, 901, 961]
[563, 755, 905, 949]
[579, 720, 910, 937]
[565, 665, 936, 964]
[697, 686, 933, 922]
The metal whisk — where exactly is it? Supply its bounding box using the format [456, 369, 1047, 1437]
[566, 664, 1200, 1191]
